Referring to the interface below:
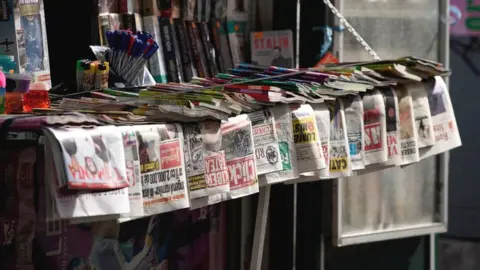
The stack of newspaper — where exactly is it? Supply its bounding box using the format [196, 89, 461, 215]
[36, 57, 461, 222]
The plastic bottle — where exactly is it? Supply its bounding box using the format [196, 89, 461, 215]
[23, 82, 50, 112]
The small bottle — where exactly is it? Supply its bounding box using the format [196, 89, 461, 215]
[23, 82, 50, 112]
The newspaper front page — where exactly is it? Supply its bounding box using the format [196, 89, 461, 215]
[184, 121, 230, 200]
[395, 85, 420, 165]
[260, 104, 300, 185]
[136, 124, 190, 215]
[343, 95, 365, 170]
[362, 90, 388, 165]
[290, 104, 326, 174]
[44, 138, 130, 220]
[382, 88, 402, 166]
[221, 114, 259, 199]
[327, 100, 352, 178]
[117, 126, 144, 222]
[249, 108, 283, 177]
[47, 126, 129, 190]
[420, 76, 462, 159]
[407, 82, 435, 148]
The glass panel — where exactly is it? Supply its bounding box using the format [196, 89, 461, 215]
[339, 0, 441, 235]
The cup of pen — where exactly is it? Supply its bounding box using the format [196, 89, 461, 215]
[106, 30, 159, 87]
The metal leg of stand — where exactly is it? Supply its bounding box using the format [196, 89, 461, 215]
[250, 185, 271, 270]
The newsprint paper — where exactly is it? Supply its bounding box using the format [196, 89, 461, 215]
[221, 114, 259, 199]
[290, 104, 326, 174]
[407, 82, 435, 148]
[420, 76, 462, 159]
[343, 95, 365, 170]
[249, 108, 283, 177]
[327, 100, 352, 178]
[362, 90, 388, 166]
[260, 104, 300, 185]
[183, 121, 230, 200]
[395, 85, 420, 165]
[117, 126, 144, 222]
[136, 124, 190, 216]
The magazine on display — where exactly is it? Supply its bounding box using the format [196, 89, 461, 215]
[251, 30, 294, 68]
[221, 114, 259, 199]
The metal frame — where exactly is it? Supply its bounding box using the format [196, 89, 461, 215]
[331, 0, 450, 248]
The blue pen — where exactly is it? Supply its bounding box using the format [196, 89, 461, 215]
[125, 42, 159, 82]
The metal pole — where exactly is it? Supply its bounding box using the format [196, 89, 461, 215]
[250, 186, 271, 270]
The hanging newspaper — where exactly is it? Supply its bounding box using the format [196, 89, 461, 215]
[136, 124, 190, 215]
[260, 104, 299, 185]
[343, 95, 365, 170]
[395, 85, 420, 165]
[362, 90, 388, 166]
[248, 108, 283, 177]
[420, 76, 462, 159]
[382, 88, 402, 166]
[326, 100, 351, 177]
[45, 126, 129, 190]
[44, 137, 130, 219]
[221, 114, 259, 199]
[183, 121, 230, 200]
[117, 126, 144, 222]
[290, 104, 326, 174]
[407, 82, 435, 148]
[286, 103, 330, 184]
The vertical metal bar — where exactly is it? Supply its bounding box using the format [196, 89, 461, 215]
[250, 186, 271, 270]
[241, 196, 253, 270]
[333, 0, 344, 62]
[432, 0, 450, 270]
[295, 0, 301, 69]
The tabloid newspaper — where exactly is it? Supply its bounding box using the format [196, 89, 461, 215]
[183, 121, 230, 200]
[407, 82, 436, 148]
[290, 104, 326, 174]
[250, 30, 294, 68]
[382, 88, 402, 166]
[326, 100, 352, 178]
[362, 90, 388, 166]
[45, 126, 129, 190]
[248, 108, 283, 178]
[136, 124, 190, 215]
[221, 114, 259, 199]
[342, 95, 365, 170]
[286, 103, 330, 184]
[420, 76, 462, 159]
[260, 104, 300, 185]
[117, 126, 144, 222]
[44, 137, 130, 220]
[394, 85, 420, 165]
